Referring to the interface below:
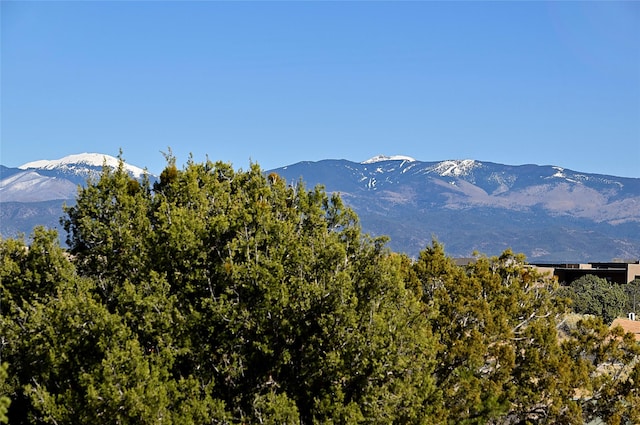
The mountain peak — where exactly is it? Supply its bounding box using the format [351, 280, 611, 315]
[19, 153, 146, 178]
[362, 155, 416, 164]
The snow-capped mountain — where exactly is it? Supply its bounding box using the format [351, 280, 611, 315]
[19, 152, 146, 179]
[1, 153, 150, 203]
[0, 154, 153, 240]
[269, 156, 640, 261]
[1, 153, 639, 262]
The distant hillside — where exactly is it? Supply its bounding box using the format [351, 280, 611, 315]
[2, 153, 639, 262]
[268, 157, 640, 261]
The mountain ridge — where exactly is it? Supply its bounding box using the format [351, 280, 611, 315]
[269, 156, 640, 261]
[1, 153, 639, 262]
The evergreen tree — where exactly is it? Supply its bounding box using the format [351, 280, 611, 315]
[413, 243, 583, 424]
[560, 275, 627, 324]
[562, 316, 640, 424]
[0, 227, 228, 424]
[62, 155, 154, 306]
[0, 363, 9, 424]
[3, 155, 638, 424]
[59, 156, 440, 423]
[623, 278, 640, 315]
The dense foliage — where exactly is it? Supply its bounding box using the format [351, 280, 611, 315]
[559, 275, 628, 324]
[624, 278, 640, 316]
[1, 157, 638, 424]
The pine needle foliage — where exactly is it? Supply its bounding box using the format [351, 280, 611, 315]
[0, 156, 637, 424]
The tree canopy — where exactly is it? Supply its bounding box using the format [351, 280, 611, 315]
[1, 156, 638, 424]
[559, 274, 628, 324]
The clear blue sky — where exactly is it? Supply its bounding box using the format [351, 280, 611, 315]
[2, 1, 639, 177]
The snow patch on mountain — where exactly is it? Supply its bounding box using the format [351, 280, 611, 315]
[488, 172, 516, 194]
[429, 160, 480, 177]
[362, 155, 416, 164]
[549, 166, 581, 184]
[20, 153, 146, 178]
[0, 171, 77, 202]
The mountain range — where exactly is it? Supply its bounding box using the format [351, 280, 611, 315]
[1, 153, 639, 262]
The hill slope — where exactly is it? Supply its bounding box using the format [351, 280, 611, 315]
[268, 157, 640, 261]
[1, 153, 638, 261]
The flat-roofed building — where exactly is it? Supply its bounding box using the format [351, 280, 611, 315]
[530, 261, 640, 285]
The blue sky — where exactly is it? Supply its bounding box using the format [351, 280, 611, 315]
[2, 1, 639, 177]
